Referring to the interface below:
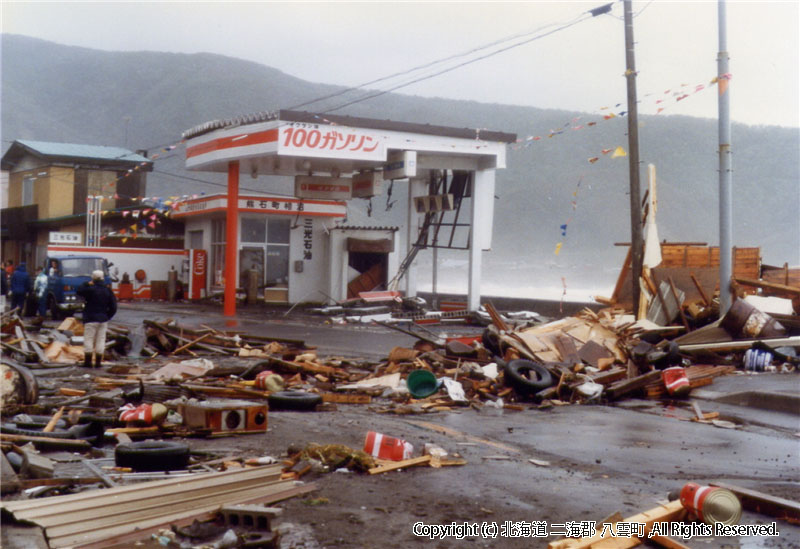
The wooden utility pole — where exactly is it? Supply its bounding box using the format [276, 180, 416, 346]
[624, 0, 644, 317]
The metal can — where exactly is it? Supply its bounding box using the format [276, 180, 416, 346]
[680, 482, 742, 525]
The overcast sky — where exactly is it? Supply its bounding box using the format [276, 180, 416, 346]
[2, 1, 798, 128]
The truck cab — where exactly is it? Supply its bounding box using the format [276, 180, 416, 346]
[45, 256, 112, 319]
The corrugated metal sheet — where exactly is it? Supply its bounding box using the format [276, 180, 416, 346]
[17, 140, 150, 164]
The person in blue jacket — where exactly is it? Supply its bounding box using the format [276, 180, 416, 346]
[77, 270, 117, 368]
[9, 262, 31, 314]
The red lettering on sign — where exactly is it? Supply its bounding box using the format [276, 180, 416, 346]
[292, 129, 307, 147]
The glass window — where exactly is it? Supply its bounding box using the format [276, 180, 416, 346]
[60, 258, 105, 277]
[266, 245, 289, 285]
[267, 218, 290, 244]
[211, 219, 225, 286]
[22, 177, 34, 206]
[189, 230, 203, 249]
[241, 218, 266, 243]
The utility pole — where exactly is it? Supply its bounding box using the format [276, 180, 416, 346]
[623, 0, 643, 317]
[717, 0, 733, 316]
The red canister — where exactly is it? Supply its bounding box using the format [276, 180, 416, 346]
[662, 366, 690, 397]
[363, 431, 414, 461]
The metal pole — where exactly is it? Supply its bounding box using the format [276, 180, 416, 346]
[624, 0, 644, 318]
[718, 0, 733, 316]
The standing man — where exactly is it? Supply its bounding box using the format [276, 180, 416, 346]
[9, 262, 31, 314]
[77, 270, 117, 368]
[33, 266, 49, 320]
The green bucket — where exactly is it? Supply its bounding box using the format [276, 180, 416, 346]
[407, 369, 439, 398]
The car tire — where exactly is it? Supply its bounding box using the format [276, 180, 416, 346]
[115, 440, 191, 472]
[504, 359, 553, 393]
[267, 391, 322, 411]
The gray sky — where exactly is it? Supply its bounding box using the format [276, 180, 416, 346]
[2, 1, 799, 127]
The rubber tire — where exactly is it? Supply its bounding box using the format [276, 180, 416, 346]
[504, 359, 554, 394]
[11, 415, 68, 430]
[115, 440, 190, 472]
[1, 421, 105, 446]
[267, 391, 322, 411]
[482, 329, 502, 356]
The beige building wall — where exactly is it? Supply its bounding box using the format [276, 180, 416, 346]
[45, 167, 76, 218]
[87, 170, 117, 212]
[7, 166, 76, 218]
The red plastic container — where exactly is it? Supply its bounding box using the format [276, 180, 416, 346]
[662, 366, 690, 397]
[364, 431, 414, 461]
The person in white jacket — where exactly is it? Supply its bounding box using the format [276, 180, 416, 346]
[33, 266, 49, 319]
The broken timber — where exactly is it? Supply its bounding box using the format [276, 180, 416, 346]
[0, 464, 316, 548]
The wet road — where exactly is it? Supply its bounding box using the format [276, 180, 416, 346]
[110, 300, 800, 548]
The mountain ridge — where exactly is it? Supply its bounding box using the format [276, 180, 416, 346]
[2, 34, 797, 294]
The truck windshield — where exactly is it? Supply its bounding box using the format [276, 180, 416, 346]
[60, 258, 105, 277]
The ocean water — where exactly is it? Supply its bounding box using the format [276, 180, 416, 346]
[414, 257, 620, 303]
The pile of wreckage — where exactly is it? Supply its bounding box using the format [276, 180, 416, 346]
[1, 243, 798, 547]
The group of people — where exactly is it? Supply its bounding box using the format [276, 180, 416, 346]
[1, 259, 54, 318]
[1, 258, 117, 368]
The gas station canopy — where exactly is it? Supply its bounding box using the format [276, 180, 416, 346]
[183, 109, 516, 180]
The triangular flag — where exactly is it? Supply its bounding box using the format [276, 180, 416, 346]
[611, 146, 627, 158]
[122, 238, 128, 244]
[554, 242, 563, 255]
[603, 113, 616, 120]
[148, 222, 156, 229]
[588, 157, 599, 164]
[560, 224, 567, 236]
[122, 211, 129, 217]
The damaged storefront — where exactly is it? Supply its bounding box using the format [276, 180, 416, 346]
[172, 194, 399, 303]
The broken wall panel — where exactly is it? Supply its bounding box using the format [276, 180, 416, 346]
[612, 244, 761, 307]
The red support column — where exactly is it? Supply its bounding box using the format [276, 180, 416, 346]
[224, 161, 239, 316]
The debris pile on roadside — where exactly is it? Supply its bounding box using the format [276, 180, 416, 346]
[1, 244, 797, 547]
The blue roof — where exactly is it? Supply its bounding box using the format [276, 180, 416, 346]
[16, 140, 150, 164]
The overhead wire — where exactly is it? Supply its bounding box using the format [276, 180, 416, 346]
[286, 9, 591, 111]
[318, 8, 601, 114]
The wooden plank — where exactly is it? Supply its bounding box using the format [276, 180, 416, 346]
[42, 407, 66, 433]
[59, 481, 315, 549]
[321, 393, 372, 404]
[734, 277, 800, 296]
[368, 455, 432, 475]
[547, 499, 685, 549]
[710, 482, 800, 522]
[605, 370, 662, 400]
[679, 336, 800, 352]
[0, 434, 91, 451]
[690, 273, 711, 306]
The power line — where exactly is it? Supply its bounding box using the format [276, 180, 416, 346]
[322, 10, 597, 114]
[286, 9, 592, 112]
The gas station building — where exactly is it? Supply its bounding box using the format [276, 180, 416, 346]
[181, 110, 515, 315]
